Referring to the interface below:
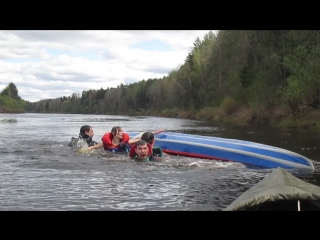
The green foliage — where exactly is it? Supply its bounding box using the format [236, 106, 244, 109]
[220, 96, 239, 115]
[160, 108, 179, 118]
[240, 66, 254, 89]
[196, 107, 217, 120]
[0, 82, 20, 99]
[284, 44, 320, 111]
[0, 95, 26, 113]
[283, 76, 304, 111]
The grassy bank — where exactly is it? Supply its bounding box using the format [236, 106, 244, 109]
[131, 105, 320, 132]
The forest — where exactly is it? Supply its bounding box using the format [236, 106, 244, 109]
[0, 82, 26, 113]
[3, 30, 320, 128]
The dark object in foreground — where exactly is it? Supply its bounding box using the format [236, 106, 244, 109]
[224, 167, 320, 211]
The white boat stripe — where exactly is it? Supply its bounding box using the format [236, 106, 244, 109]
[163, 132, 283, 148]
[156, 133, 303, 158]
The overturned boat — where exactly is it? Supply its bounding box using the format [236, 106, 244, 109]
[223, 168, 320, 211]
[127, 132, 314, 170]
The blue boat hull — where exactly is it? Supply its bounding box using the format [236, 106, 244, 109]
[127, 132, 314, 170]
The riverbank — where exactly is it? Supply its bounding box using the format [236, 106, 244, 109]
[204, 106, 320, 131]
[225, 107, 320, 130]
[9, 104, 320, 132]
[0, 104, 26, 113]
[0, 107, 25, 113]
[133, 105, 320, 132]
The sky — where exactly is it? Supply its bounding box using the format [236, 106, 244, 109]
[0, 30, 213, 102]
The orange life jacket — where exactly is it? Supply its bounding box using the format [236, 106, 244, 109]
[101, 132, 130, 152]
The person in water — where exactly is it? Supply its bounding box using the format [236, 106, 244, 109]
[87, 126, 133, 153]
[129, 129, 165, 145]
[140, 131, 165, 158]
[129, 132, 164, 161]
[131, 139, 163, 162]
[68, 125, 98, 147]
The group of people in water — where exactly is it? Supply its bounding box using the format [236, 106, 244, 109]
[68, 125, 166, 162]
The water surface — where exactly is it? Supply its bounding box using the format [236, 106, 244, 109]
[1, 113, 320, 211]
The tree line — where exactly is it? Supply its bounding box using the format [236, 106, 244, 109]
[7, 30, 320, 122]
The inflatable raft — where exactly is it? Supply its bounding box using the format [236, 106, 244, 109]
[127, 131, 314, 170]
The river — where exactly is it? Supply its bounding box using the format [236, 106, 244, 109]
[1, 113, 320, 211]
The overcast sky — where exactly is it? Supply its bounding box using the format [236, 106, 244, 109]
[0, 30, 213, 102]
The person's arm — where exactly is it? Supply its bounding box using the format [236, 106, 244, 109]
[152, 129, 165, 135]
[128, 130, 166, 146]
[128, 132, 144, 145]
[128, 138, 140, 145]
[129, 129, 165, 145]
[88, 142, 104, 150]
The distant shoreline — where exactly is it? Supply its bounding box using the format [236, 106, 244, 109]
[5, 105, 320, 132]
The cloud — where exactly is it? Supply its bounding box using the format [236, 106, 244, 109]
[0, 30, 214, 102]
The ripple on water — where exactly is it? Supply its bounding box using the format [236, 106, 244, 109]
[1, 144, 266, 211]
[3, 113, 319, 210]
[0, 157, 249, 210]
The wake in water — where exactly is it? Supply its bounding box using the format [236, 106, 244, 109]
[145, 155, 246, 169]
[71, 142, 245, 170]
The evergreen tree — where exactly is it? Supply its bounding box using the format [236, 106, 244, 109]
[0, 82, 20, 99]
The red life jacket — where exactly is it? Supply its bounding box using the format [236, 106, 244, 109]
[129, 142, 152, 159]
[101, 132, 130, 151]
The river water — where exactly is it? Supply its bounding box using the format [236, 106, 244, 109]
[1, 113, 320, 211]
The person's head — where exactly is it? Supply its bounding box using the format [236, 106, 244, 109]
[111, 126, 124, 139]
[141, 131, 155, 146]
[135, 139, 150, 160]
[80, 125, 94, 138]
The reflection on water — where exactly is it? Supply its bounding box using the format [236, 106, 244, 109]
[1, 113, 320, 211]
